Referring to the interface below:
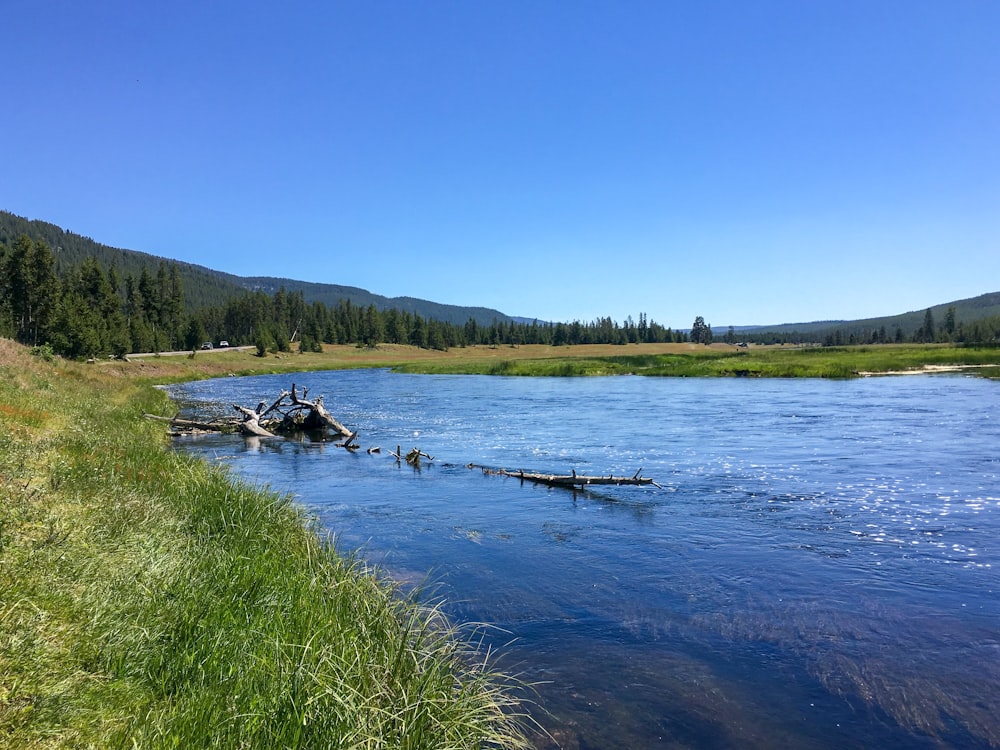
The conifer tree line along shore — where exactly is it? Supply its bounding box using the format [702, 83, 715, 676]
[3, 234, 998, 360]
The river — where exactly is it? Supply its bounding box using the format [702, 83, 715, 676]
[167, 370, 999, 749]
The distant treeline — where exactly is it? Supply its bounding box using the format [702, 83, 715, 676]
[737, 305, 1000, 347]
[0, 210, 514, 326]
[4, 234, 999, 359]
[1, 235, 689, 358]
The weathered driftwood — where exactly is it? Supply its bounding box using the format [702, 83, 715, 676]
[152, 387, 664, 495]
[407, 448, 434, 465]
[469, 464, 662, 489]
[390, 445, 434, 465]
[289, 384, 353, 438]
[257, 392, 291, 421]
[150, 382, 355, 442]
[233, 404, 276, 437]
[143, 413, 241, 436]
[229, 384, 356, 440]
[337, 430, 361, 450]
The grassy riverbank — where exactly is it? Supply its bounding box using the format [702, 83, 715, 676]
[389, 343, 1000, 378]
[0, 339, 529, 748]
[93, 342, 1000, 382]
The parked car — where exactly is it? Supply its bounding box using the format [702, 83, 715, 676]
[219, 340, 230, 347]
[201, 342, 213, 350]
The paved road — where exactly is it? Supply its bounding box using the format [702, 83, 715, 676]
[126, 346, 255, 359]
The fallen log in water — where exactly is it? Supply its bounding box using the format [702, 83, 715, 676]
[233, 404, 276, 437]
[288, 383, 353, 438]
[147, 382, 355, 442]
[391, 446, 434, 465]
[150, 389, 662, 494]
[337, 430, 361, 450]
[143, 413, 241, 436]
[468, 464, 662, 489]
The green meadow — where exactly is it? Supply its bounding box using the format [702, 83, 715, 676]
[391, 344, 1000, 379]
[82, 341, 1000, 382]
[0, 339, 530, 749]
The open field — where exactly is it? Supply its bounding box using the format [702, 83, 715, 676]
[91, 342, 717, 381]
[0, 338, 529, 748]
[390, 343, 1000, 378]
[96, 342, 1000, 382]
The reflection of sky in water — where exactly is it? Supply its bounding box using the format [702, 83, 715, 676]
[169, 372, 1000, 750]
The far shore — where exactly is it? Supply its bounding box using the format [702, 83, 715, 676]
[90, 341, 1000, 381]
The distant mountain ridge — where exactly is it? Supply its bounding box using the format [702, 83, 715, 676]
[3, 210, 997, 336]
[735, 291, 1000, 340]
[231, 275, 515, 327]
[0, 211, 516, 326]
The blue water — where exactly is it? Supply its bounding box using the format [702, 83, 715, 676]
[168, 371, 1000, 749]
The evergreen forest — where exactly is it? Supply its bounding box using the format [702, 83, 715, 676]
[3, 230, 999, 361]
[1, 234, 691, 359]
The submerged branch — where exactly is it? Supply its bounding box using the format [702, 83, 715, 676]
[468, 464, 662, 489]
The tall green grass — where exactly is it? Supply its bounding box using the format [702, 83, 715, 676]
[0, 342, 529, 748]
[394, 345, 1000, 379]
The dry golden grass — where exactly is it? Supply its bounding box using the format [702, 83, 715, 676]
[0, 336, 35, 379]
[25, 338, 1000, 382]
[87, 341, 737, 382]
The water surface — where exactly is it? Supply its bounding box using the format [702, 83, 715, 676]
[169, 371, 1000, 749]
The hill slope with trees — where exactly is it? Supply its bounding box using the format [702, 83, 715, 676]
[732, 291, 1000, 346]
[0, 211, 514, 326]
[1, 221, 687, 358]
[3, 210, 999, 359]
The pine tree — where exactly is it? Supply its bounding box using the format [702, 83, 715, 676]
[361, 304, 383, 348]
[184, 318, 207, 351]
[167, 264, 184, 345]
[921, 308, 936, 343]
[944, 306, 956, 340]
[409, 315, 428, 348]
[3, 235, 60, 345]
[690, 316, 712, 345]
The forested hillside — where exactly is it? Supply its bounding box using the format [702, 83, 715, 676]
[738, 292, 1000, 345]
[1, 231, 688, 359]
[737, 292, 1000, 341]
[236, 277, 512, 326]
[3, 210, 999, 359]
[0, 211, 513, 326]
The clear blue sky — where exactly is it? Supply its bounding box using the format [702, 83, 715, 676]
[3, 1, 998, 328]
